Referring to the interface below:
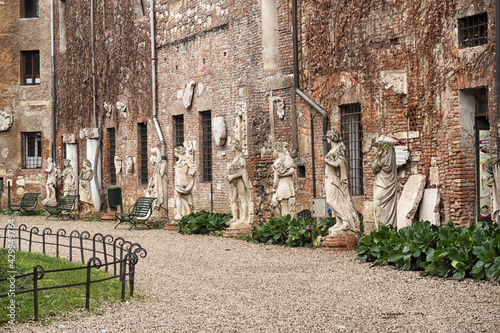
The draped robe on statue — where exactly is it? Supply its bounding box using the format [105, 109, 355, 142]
[372, 142, 398, 228]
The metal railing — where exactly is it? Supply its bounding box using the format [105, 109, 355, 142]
[0, 224, 147, 321]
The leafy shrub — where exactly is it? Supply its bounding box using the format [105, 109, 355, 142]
[245, 215, 336, 248]
[176, 210, 232, 235]
[356, 221, 500, 281]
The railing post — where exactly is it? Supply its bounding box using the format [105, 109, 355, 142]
[129, 261, 135, 297]
[86, 264, 91, 310]
[121, 260, 126, 301]
[33, 266, 38, 321]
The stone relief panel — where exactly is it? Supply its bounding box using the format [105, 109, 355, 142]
[381, 70, 407, 95]
[235, 102, 248, 155]
[212, 116, 226, 147]
[183, 80, 196, 109]
[0, 110, 13, 132]
[272, 96, 285, 119]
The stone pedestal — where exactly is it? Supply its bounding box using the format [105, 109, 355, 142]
[321, 235, 356, 251]
[146, 221, 155, 227]
[223, 227, 253, 238]
[163, 223, 177, 230]
[101, 213, 116, 221]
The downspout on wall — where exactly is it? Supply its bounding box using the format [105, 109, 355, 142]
[50, 0, 56, 159]
[91, 0, 96, 128]
[292, 0, 328, 197]
[496, 0, 500, 151]
[150, 0, 166, 159]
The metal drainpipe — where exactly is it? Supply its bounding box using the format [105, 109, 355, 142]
[292, 0, 328, 198]
[496, 0, 500, 152]
[150, 0, 166, 159]
[91, 0, 96, 128]
[50, 0, 56, 160]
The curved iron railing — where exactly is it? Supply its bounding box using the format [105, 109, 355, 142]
[0, 224, 147, 321]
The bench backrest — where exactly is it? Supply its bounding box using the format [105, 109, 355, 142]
[130, 197, 156, 218]
[58, 195, 78, 210]
[21, 193, 40, 207]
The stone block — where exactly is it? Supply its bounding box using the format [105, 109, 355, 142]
[321, 235, 356, 251]
[63, 134, 76, 144]
[397, 174, 426, 229]
[79, 128, 99, 139]
[419, 189, 440, 225]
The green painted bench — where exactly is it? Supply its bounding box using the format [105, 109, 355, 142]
[8, 193, 40, 215]
[115, 197, 156, 230]
[46, 195, 79, 220]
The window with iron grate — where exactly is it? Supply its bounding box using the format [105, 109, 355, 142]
[459, 13, 487, 48]
[22, 132, 42, 169]
[201, 111, 212, 182]
[340, 104, 363, 196]
[138, 123, 148, 185]
[21, 51, 40, 85]
[174, 115, 184, 149]
[21, 0, 39, 18]
[108, 128, 117, 185]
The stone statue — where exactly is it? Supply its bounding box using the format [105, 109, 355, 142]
[324, 129, 360, 236]
[173, 146, 197, 220]
[147, 147, 168, 218]
[486, 158, 500, 224]
[271, 142, 296, 218]
[126, 155, 134, 174]
[227, 140, 254, 227]
[79, 159, 95, 218]
[372, 137, 398, 228]
[61, 159, 76, 197]
[43, 157, 58, 206]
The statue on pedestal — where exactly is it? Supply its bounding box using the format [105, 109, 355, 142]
[271, 142, 296, 218]
[61, 159, 76, 197]
[147, 147, 168, 218]
[486, 158, 500, 224]
[227, 140, 254, 228]
[79, 159, 95, 218]
[324, 129, 360, 236]
[43, 157, 58, 206]
[173, 146, 197, 220]
[372, 137, 398, 228]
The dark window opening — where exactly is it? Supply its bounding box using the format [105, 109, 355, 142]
[297, 165, 306, 178]
[108, 128, 117, 185]
[138, 123, 148, 185]
[475, 87, 488, 116]
[21, 0, 39, 18]
[340, 103, 363, 196]
[459, 13, 488, 48]
[22, 132, 42, 169]
[201, 111, 212, 182]
[21, 51, 40, 85]
[174, 115, 184, 149]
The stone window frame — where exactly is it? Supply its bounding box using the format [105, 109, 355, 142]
[22, 132, 42, 169]
[340, 103, 363, 197]
[21, 50, 40, 85]
[20, 0, 39, 18]
[458, 12, 488, 48]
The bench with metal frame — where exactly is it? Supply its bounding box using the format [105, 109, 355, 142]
[114, 197, 156, 230]
[46, 195, 79, 220]
[8, 192, 40, 215]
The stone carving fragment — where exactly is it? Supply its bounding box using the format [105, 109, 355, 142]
[126, 155, 134, 174]
[381, 70, 407, 95]
[212, 116, 227, 147]
[486, 159, 500, 224]
[146, 148, 168, 218]
[228, 140, 254, 228]
[114, 156, 122, 174]
[272, 96, 285, 119]
[80, 128, 99, 139]
[43, 158, 58, 206]
[0, 111, 13, 132]
[173, 146, 197, 220]
[79, 159, 95, 218]
[395, 146, 409, 167]
[104, 101, 113, 117]
[61, 159, 76, 197]
[271, 142, 296, 218]
[419, 188, 440, 225]
[116, 101, 127, 118]
[372, 136, 398, 229]
[235, 102, 248, 155]
[324, 129, 361, 236]
[396, 174, 426, 229]
[63, 134, 76, 144]
[182, 80, 196, 109]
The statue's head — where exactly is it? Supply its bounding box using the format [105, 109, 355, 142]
[151, 147, 161, 162]
[63, 159, 71, 167]
[326, 129, 341, 143]
[174, 146, 186, 156]
[83, 159, 91, 168]
[232, 139, 243, 152]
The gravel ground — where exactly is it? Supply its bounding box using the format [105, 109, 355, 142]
[1, 215, 499, 333]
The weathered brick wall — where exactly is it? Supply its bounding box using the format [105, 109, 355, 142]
[0, 0, 53, 208]
[299, 0, 496, 226]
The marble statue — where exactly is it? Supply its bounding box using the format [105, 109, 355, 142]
[173, 146, 197, 220]
[61, 159, 76, 197]
[486, 158, 500, 224]
[324, 129, 360, 236]
[147, 147, 168, 218]
[79, 159, 95, 218]
[372, 137, 398, 228]
[227, 140, 254, 227]
[271, 142, 296, 218]
[43, 157, 58, 206]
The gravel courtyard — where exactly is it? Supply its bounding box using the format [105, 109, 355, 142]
[1, 215, 499, 333]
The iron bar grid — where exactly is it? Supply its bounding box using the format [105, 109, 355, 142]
[108, 128, 117, 185]
[138, 123, 148, 185]
[174, 115, 184, 148]
[459, 13, 488, 48]
[22, 132, 42, 169]
[340, 104, 363, 196]
[201, 111, 212, 182]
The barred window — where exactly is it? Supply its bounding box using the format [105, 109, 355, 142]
[108, 128, 117, 185]
[21, 51, 40, 85]
[459, 13, 487, 48]
[201, 111, 212, 182]
[21, 0, 39, 18]
[22, 132, 42, 169]
[174, 115, 184, 149]
[138, 123, 148, 185]
[340, 104, 363, 196]
[408, 106, 423, 132]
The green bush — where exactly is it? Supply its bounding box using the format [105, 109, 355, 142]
[176, 210, 232, 235]
[245, 215, 335, 248]
[356, 221, 500, 281]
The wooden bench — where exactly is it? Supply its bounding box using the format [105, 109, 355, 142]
[8, 193, 40, 215]
[114, 197, 156, 230]
[46, 195, 79, 220]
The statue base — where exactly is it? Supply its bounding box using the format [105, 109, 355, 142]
[223, 226, 253, 238]
[145, 221, 155, 227]
[163, 223, 177, 230]
[321, 235, 356, 251]
[101, 213, 116, 221]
